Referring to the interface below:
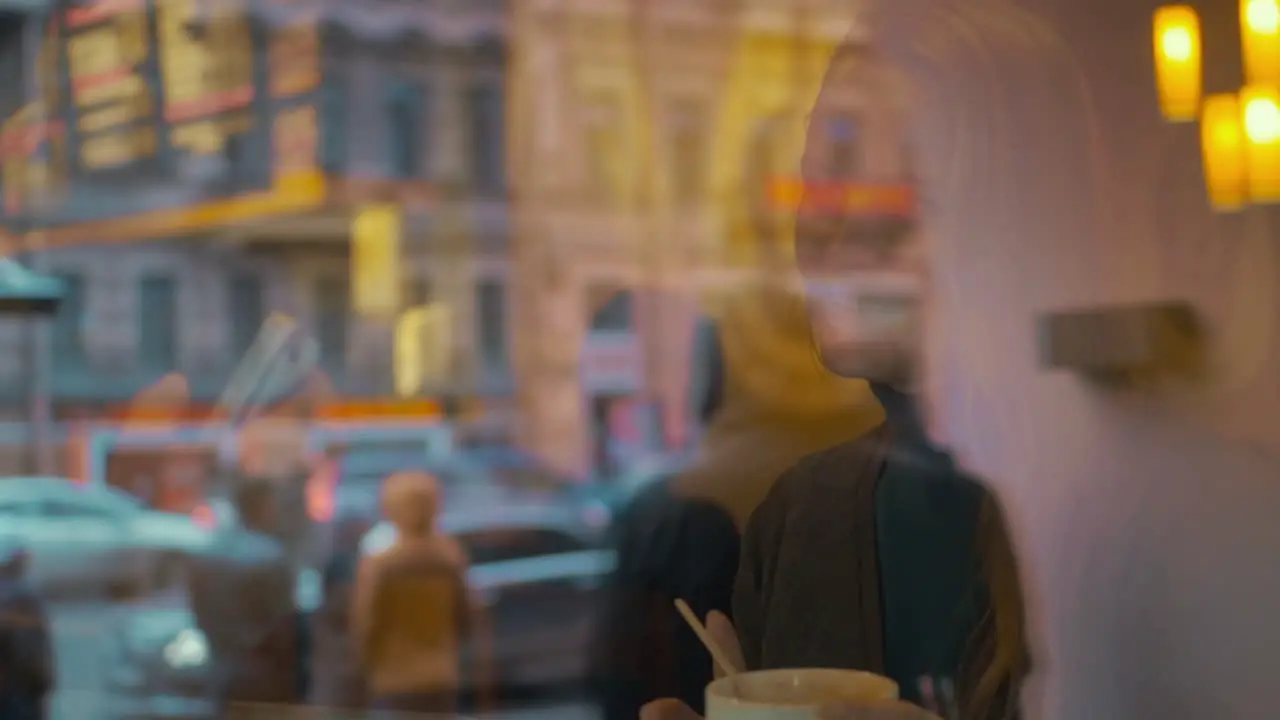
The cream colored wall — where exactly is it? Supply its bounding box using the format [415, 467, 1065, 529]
[872, 0, 1280, 717]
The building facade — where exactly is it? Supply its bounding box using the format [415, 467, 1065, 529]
[0, 0, 511, 468]
[509, 0, 859, 474]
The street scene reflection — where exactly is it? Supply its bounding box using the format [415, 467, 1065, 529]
[0, 1, 855, 717]
[1, 0, 1279, 719]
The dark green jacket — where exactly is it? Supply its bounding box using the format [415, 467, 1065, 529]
[734, 421, 1027, 719]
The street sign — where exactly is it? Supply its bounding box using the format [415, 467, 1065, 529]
[352, 203, 402, 316]
[394, 302, 452, 397]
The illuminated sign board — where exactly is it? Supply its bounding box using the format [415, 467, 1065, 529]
[767, 177, 916, 217]
[65, 0, 156, 171]
[0, 0, 325, 243]
[99, 399, 445, 424]
[156, 0, 254, 149]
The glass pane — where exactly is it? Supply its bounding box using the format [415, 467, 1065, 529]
[138, 274, 177, 371]
[314, 275, 349, 370]
[386, 79, 427, 178]
[227, 273, 264, 359]
[476, 279, 508, 372]
[321, 73, 347, 172]
[469, 80, 505, 192]
[50, 272, 86, 369]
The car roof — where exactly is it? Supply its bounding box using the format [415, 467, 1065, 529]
[0, 476, 87, 499]
[0, 475, 77, 488]
[0, 477, 143, 507]
[438, 501, 587, 535]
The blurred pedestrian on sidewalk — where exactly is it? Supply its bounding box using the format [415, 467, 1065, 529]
[0, 538, 52, 720]
[309, 516, 372, 711]
[589, 282, 882, 720]
[188, 479, 299, 714]
[352, 471, 490, 715]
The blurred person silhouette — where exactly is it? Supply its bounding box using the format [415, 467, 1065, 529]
[129, 373, 316, 699]
[352, 471, 489, 715]
[589, 281, 884, 720]
[0, 538, 52, 720]
[309, 516, 372, 712]
[640, 38, 1029, 720]
[188, 478, 299, 715]
[235, 412, 316, 570]
[234, 413, 317, 698]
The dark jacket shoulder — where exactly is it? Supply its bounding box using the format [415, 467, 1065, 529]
[736, 435, 1025, 719]
[874, 446, 987, 704]
[733, 434, 888, 674]
[590, 478, 741, 720]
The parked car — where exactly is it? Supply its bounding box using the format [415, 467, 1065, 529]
[0, 477, 215, 597]
[98, 570, 322, 720]
[100, 497, 617, 719]
[99, 591, 218, 720]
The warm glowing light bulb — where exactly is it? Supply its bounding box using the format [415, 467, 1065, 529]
[1215, 120, 1242, 148]
[1246, 0, 1280, 33]
[1161, 26, 1195, 61]
[1245, 95, 1280, 143]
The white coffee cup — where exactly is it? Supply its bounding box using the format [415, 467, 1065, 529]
[705, 668, 903, 720]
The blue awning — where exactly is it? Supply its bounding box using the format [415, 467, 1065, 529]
[0, 258, 64, 312]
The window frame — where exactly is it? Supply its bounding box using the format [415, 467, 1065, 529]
[137, 273, 179, 372]
[385, 77, 428, 179]
[320, 69, 349, 173]
[50, 271, 87, 370]
[467, 79, 505, 193]
[475, 277, 509, 374]
[313, 274, 350, 373]
[227, 272, 265, 360]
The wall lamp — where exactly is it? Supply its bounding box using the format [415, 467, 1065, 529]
[1156, 1, 1280, 210]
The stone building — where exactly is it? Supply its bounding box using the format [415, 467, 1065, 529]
[0, 0, 511, 462]
[509, 0, 858, 474]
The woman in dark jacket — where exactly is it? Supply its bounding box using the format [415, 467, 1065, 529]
[642, 34, 1030, 720]
[590, 285, 884, 720]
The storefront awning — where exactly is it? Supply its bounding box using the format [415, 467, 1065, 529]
[0, 257, 64, 314]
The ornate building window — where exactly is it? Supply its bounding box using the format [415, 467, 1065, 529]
[385, 78, 429, 178]
[467, 79, 506, 194]
[137, 273, 178, 372]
